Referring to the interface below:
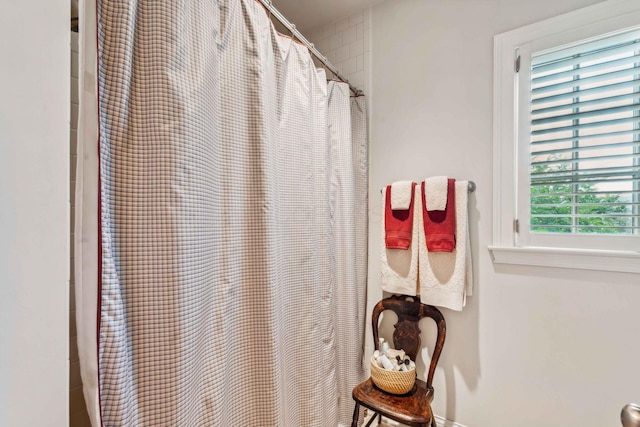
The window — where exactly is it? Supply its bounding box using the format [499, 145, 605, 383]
[524, 31, 640, 250]
[492, 0, 640, 273]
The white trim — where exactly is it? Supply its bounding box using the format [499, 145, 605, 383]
[492, 0, 640, 49]
[489, 246, 640, 274]
[492, 31, 519, 247]
[434, 414, 469, 427]
[366, 413, 468, 427]
[492, 0, 640, 271]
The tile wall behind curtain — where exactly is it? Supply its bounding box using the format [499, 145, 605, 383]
[306, 8, 371, 102]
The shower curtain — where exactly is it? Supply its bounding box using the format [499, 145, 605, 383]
[75, 0, 368, 426]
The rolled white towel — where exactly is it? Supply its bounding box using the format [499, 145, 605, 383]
[425, 176, 448, 211]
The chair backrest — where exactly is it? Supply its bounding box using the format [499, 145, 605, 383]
[372, 295, 446, 390]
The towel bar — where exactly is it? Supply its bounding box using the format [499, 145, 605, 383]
[380, 181, 476, 194]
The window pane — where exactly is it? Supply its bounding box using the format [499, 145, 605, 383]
[530, 32, 640, 236]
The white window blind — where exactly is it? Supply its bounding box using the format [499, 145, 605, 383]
[530, 31, 640, 236]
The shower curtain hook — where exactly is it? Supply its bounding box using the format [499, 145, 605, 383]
[266, 0, 273, 25]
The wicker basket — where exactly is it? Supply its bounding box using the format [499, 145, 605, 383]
[369, 356, 416, 395]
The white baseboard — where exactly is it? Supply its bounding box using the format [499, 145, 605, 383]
[369, 413, 468, 427]
[434, 414, 468, 427]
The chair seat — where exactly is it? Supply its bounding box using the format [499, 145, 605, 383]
[352, 378, 434, 427]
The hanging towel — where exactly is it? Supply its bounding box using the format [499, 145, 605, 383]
[419, 180, 473, 311]
[390, 180, 414, 210]
[422, 178, 456, 252]
[424, 176, 448, 211]
[384, 182, 416, 250]
[381, 184, 420, 296]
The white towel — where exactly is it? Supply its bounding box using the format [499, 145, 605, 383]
[381, 185, 419, 296]
[390, 180, 413, 210]
[424, 176, 448, 211]
[419, 181, 473, 311]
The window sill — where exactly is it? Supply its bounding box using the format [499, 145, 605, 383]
[488, 245, 640, 274]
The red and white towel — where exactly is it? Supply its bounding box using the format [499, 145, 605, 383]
[381, 181, 419, 295]
[384, 182, 416, 250]
[419, 180, 473, 311]
[381, 178, 473, 310]
[421, 178, 456, 252]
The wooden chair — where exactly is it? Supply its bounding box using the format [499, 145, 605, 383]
[351, 295, 446, 427]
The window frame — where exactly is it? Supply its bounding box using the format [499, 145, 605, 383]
[491, 0, 640, 273]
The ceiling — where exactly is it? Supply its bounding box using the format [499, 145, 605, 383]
[70, 0, 379, 34]
[272, 0, 382, 33]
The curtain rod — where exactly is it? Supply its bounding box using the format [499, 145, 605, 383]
[257, 0, 364, 97]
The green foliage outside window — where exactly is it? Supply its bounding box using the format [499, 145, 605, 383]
[530, 163, 632, 234]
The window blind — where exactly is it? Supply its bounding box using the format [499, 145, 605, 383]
[529, 31, 640, 235]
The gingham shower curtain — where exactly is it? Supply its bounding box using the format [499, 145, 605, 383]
[75, 0, 368, 426]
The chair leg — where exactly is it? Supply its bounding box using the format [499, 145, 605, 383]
[351, 403, 360, 427]
[364, 413, 379, 427]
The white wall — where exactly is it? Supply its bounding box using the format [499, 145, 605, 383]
[369, 0, 640, 426]
[0, 1, 69, 426]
